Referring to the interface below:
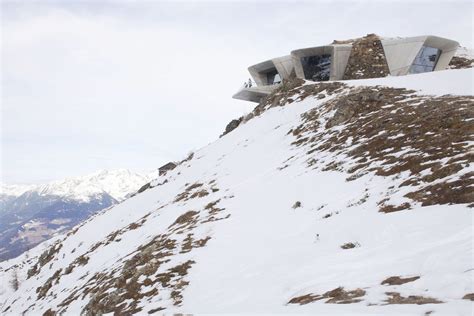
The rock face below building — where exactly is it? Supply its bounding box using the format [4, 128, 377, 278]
[159, 162, 177, 176]
[220, 117, 243, 137]
[343, 34, 391, 80]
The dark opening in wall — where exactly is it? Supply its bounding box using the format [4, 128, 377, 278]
[409, 46, 441, 74]
[301, 54, 331, 81]
[265, 69, 281, 85]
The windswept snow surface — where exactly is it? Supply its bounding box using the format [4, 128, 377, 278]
[0, 69, 472, 315]
[344, 68, 473, 96]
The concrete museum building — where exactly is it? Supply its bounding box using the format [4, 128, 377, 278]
[233, 34, 459, 103]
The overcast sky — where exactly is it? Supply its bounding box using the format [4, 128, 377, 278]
[1, 0, 472, 184]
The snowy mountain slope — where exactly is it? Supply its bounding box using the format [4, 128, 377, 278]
[345, 67, 473, 96]
[0, 69, 472, 315]
[0, 169, 151, 261]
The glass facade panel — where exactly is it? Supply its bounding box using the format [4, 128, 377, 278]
[266, 69, 281, 85]
[409, 46, 441, 74]
[274, 73, 281, 84]
[301, 54, 331, 81]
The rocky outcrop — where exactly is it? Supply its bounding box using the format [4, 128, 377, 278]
[448, 56, 474, 69]
[159, 162, 177, 176]
[220, 117, 243, 137]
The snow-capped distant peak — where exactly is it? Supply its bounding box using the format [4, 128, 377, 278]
[0, 184, 37, 197]
[2, 169, 151, 202]
[75, 169, 151, 201]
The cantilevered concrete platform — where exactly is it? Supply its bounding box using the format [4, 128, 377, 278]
[234, 34, 459, 103]
[232, 85, 278, 103]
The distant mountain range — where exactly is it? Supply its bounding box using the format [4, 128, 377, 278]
[0, 169, 153, 261]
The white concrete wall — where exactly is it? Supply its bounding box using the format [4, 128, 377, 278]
[330, 45, 352, 80]
[272, 55, 294, 79]
[381, 37, 425, 76]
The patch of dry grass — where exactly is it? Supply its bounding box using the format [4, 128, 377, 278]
[288, 287, 366, 305]
[384, 292, 443, 305]
[381, 276, 420, 285]
[462, 293, 474, 301]
[290, 83, 473, 209]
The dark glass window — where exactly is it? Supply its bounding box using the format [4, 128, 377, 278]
[266, 69, 281, 85]
[409, 46, 441, 74]
[301, 54, 331, 81]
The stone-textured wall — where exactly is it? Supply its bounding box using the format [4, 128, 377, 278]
[342, 34, 390, 80]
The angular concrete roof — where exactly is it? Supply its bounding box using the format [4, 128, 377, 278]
[381, 35, 459, 76]
[248, 55, 294, 86]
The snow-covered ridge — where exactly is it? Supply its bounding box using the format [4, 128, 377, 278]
[344, 68, 473, 96]
[1, 169, 152, 202]
[0, 184, 37, 198]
